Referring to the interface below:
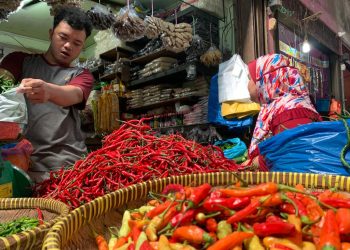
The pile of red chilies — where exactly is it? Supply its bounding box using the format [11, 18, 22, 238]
[34, 119, 245, 208]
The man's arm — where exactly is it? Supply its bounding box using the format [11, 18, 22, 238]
[19, 69, 94, 107]
[19, 78, 84, 106]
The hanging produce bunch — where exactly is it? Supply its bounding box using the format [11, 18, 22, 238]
[0, 0, 21, 21]
[161, 22, 193, 53]
[43, 0, 83, 16]
[86, 3, 116, 30]
[144, 16, 164, 39]
[200, 44, 223, 67]
[185, 34, 207, 62]
[112, 6, 145, 42]
[34, 119, 245, 208]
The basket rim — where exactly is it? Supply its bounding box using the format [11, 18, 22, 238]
[0, 197, 70, 249]
[42, 171, 350, 250]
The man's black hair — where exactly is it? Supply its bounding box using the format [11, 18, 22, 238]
[53, 7, 93, 38]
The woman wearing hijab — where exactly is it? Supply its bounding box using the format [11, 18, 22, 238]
[246, 53, 322, 170]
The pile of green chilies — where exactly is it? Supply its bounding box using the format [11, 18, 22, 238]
[0, 217, 39, 237]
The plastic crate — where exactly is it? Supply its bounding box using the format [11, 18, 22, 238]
[316, 98, 330, 113]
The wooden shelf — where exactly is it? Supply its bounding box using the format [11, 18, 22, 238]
[128, 63, 189, 88]
[100, 46, 134, 61]
[99, 72, 122, 81]
[127, 95, 200, 112]
[130, 49, 181, 65]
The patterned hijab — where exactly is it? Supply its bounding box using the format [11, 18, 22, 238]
[248, 54, 317, 157]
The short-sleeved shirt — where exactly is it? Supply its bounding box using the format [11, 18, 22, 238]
[0, 52, 94, 175]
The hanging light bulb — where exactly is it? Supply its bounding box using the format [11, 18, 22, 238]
[302, 39, 311, 53]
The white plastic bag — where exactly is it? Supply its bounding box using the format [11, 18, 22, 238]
[218, 54, 251, 103]
[0, 88, 27, 124]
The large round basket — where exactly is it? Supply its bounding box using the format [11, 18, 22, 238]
[42, 172, 350, 250]
[0, 198, 70, 250]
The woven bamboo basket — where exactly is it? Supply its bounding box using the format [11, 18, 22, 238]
[42, 171, 350, 250]
[0, 198, 70, 250]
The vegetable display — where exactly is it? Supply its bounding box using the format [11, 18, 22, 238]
[0, 74, 15, 93]
[0, 217, 39, 237]
[34, 119, 244, 208]
[93, 182, 350, 250]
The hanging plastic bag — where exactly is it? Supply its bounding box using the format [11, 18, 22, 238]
[87, 3, 116, 30]
[258, 119, 350, 176]
[200, 45, 222, 67]
[218, 54, 251, 103]
[112, 6, 145, 42]
[199, 23, 222, 67]
[221, 101, 260, 119]
[0, 88, 27, 124]
[0, 88, 27, 140]
[214, 138, 248, 163]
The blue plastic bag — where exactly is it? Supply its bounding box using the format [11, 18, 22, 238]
[208, 74, 253, 129]
[214, 138, 247, 161]
[258, 119, 350, 176]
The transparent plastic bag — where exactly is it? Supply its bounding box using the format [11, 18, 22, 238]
[185, 34, 207, 62]
[200, 44, 222, 67]
[87, 3, 116, 30]
[112, 6, 145, 42]
[144, 16, 164, 39]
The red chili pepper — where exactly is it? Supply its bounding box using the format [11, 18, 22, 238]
[146, 200, 175, 219]
[161, 184, 184, 195]
[202, 196, 250, 212]
[266, 214, 284, 223]
[131, 225, 141, 243]
[320, 197, 350, 209]
[206, 231, 254, 250]
[186, 183, 212, 208]
[286, 193, 315, 224]
[337, 208, 350, 234]
[139, 240, 153, 250]
[272, 243, 294, 250]
[219, 183, 304, 198]
[219, 182, 279, 197]
[170, 209, 196, 227]
[127, 243, 135, 250]
[227, 198, 261, 224]
[172, 225, 214, 245]
[319, 209, 341, 250]
[205, 218, 218, 233]
[36, 207, 44, 225]
[280, 203, 296, 214]
[253, 221, 296, 237]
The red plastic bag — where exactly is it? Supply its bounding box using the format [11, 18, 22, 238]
[0, 121, 21, 140]
[1, 139, 33, 172]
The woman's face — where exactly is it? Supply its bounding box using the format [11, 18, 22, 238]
[248, 77, 259, 103]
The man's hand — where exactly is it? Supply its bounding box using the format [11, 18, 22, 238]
[19, 78, 50, 104]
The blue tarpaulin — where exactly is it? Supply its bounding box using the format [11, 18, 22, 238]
[258, 119, 350, 176]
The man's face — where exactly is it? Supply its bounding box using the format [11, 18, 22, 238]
[49, 21, 86, 66]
